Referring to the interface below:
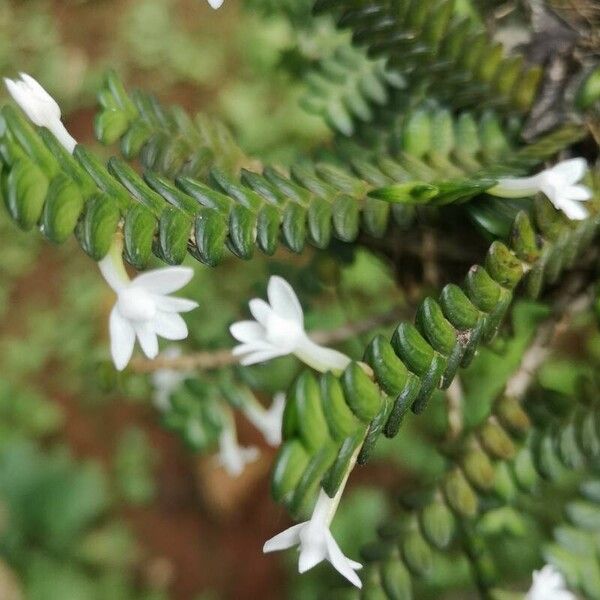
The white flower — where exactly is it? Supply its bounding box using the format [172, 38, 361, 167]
[151, 347, 189, 411]
[216, 427, 259, 477]
[263, 488, 362, 588]
[243, 392, 286, 447]
[206, 0, 224, 7]
[490, 158, 592, 221]
[526, 565, 576, 600]
[230, 276, 351, 373]
[4, 73, 77, 153]
[98, 242, 198, 371]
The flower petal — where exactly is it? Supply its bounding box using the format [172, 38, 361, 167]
[5, 79, 29, 114]
[551, 158, 587, 185]
[133, 266, 194, 294]
[5, 74, 58, 126]
[19, 73, 60, 116]
[231, 341, 273, 356]
[230, 321, 265, 343]
[298, 543, 327, 574]
[249, 298, 272, 326]
[565, 184, 592, 201]
[109, 307, 136, 371]
[155, 295, 199, 313]
[217, 429, 260, 477]
[247, 393, 285, 447]
[239, 348, 289, 365]
[98, 251, 130, 292]
[263, 523, 305, 553]
[153, 311, 188, 340]
[324, 530, 363, 588]
[134, 322, 159, 359]
[267, 276, 304, 324]
[526, 565, 575, 600]
[560, 198, 588, 221]
[207, 0, 224, 7]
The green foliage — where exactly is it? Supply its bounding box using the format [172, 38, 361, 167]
[95, 72, 246, 179]
[162, 379, 225, 451]
[0, 440, 162, 600]
[114, 428, 157, 505]
[0, 379, 63, 441]
[301, 45, 405, 136]
[345, 369, 600, 598]
[273, 202, 600, 519]
[1, 0, 599, 598]
[0, 73, 587, 277]
[313, 0, 544, 115]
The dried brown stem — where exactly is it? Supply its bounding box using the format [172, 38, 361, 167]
[505, 275, 593, 399]
[445, 377, 464, 441]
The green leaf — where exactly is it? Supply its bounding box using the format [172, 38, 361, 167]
[368, 182, 437, 204]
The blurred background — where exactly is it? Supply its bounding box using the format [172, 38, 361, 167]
[0, 2, 391, 598]
[2, 1, 598, 599]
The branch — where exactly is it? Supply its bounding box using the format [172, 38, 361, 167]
[505, 275, 593, 399]
[445, 377, 464, 441]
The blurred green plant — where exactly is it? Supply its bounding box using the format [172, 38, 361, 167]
[0, 440, 164, 600]
[0, 0, 599, 599]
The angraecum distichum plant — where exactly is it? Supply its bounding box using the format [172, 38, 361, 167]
[2, 0, 600, 598]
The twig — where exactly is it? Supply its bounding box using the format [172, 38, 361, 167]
[421, 229, 440, 289]
[130, 307, 406, 374]
[505, 275, 593, 399]
[445, 376, 464, 441]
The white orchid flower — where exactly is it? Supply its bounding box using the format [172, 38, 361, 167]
[4, 73, 77, 153]
[99, 241, 198, 371]
[215, 426, 259, 478]
[490, 158, 592, 221]
[230, 276, 351, 373]
[151, 347, 190, 411]
[243, 392, 286, 447]
[264, 488, 362, 588]
[207, 0, 224, 7]
[526, 565, 576, 600]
